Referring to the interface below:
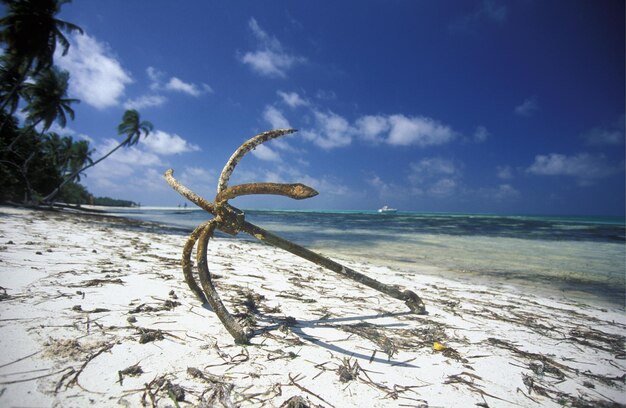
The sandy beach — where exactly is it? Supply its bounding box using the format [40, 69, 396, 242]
[0, 206, 624, 407]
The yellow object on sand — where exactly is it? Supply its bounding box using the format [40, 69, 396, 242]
[433, 342, 447, 351]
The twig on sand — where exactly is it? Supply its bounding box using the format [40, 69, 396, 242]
[0, 350, 40, 369]
[0, 367, 72, 385]
[55, 343, 114, 392]
[287, 373, 335, 408]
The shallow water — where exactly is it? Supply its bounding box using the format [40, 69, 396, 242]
[105, 207, 626, 307]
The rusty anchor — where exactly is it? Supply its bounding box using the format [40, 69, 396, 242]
[164, 128, 426, 344]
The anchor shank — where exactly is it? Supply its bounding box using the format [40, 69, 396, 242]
[241, 221, 425, 313]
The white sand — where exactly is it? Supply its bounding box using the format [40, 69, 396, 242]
[0, 206, 624, 407]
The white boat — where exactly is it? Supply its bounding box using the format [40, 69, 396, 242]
[378, 205, 397, 213]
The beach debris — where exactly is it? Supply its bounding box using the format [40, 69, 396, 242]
[55, 343, 114, 392]
[42, 338, 84, 360]
[280, 395, 322, 408]
[69, 278, 124, 287]
[128, 299, 181, 314]
[287, 373, 335, 407]
[164, 128, 426, 344]
[337, 357, 360, 383]
[118, 363, 143, 385]
[187, 367, 237, 407]
[137, 328, 165, 344]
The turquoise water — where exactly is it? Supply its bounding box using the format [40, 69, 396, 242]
[107, 208, 625, 307]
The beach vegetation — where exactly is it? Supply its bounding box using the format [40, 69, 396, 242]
[0, 1, 152, 207]
[0, 0, 83, 113]
[41, 109, 153, 203]
[91, 196, 138, 207]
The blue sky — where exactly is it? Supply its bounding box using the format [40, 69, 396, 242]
[41, 1, 625, 214]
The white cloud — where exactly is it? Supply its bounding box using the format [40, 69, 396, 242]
[409, 158, 457, 181]
[527, 153, 617, 185]
[409, 158, 460, 197]
[514, 97, 539, 116]
[428, 178, 457, 197]
[387, 115, 456, 147]
[355, 115, 389, 143]
[473, 126, 489, 143]
[582, 116, 624, 146]
[274, 106, 457, 150]
[263, 105, 292, 129]
[140, 130, 200, 155]
[493, 184, 520, 200]
[298, 173, 351, 197]
[146, 66, 212, 97]
[165, 77, 213, 96]
[583, 129, 623, 146]
[302, 110, 353, 149]
[496, 165, 513, 180]
[178, 166, 216, 196]
[46, 123, 94, 143]
[366, 173, 415, 202]
[96, 139, 162, 166]
[123, 94, 167, 110]
[240, 18, 305, 78]
[251, 144, 281, 162]
[277, 90, 309, 108]
[147, 66, 163, 89]
[84, 138, 162, 190]
[56, 33, 132, 109]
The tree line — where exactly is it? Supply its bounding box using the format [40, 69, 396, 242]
[0, 0, 152, 206]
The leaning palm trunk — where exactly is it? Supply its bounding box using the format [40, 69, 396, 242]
[42, 139, 126, 203]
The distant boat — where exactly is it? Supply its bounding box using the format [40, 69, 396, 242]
[378, 205, 397, 213]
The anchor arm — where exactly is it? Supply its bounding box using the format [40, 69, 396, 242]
[164, 169, 216, 215]
[217, 128, 297, 193]
[215, 182, 318, 204]
[241, 221, 426, 314]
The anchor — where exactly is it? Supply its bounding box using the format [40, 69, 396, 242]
[165, 129, 426, 344]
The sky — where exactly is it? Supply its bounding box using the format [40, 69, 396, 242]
[25, 1, 626, 214]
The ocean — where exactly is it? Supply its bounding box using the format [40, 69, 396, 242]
[104, 207, 626, 308]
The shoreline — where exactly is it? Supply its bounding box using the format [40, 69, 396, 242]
[86, 204, 626, 310]
[1, 206, 624, 407]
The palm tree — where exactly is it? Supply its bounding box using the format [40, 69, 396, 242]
[0, 54, 25, 115]
[41, 132, 91, 180]
[6, 66, 79, 151]
[42, 109, 153, 203]
[0, 0, 83, 112]
[65, 139, 92, 180]
[22, 67, 78, 129]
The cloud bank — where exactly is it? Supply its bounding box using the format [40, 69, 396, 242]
[240, 18, 305, 78]
[56, 33, 132, 109]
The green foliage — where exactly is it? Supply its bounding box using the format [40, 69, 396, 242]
[58, 181, 90, 205]
[0, 1, 152, 206]
[0, 110, 92, 203]
[22, 66, 79, 131]
[92, 196, 138, 207]
[0, 0, 83, 75]
[117, 109, 154, 147]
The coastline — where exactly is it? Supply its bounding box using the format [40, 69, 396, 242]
[87, 205, 626, 309]
[0, 206, 624, 407]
